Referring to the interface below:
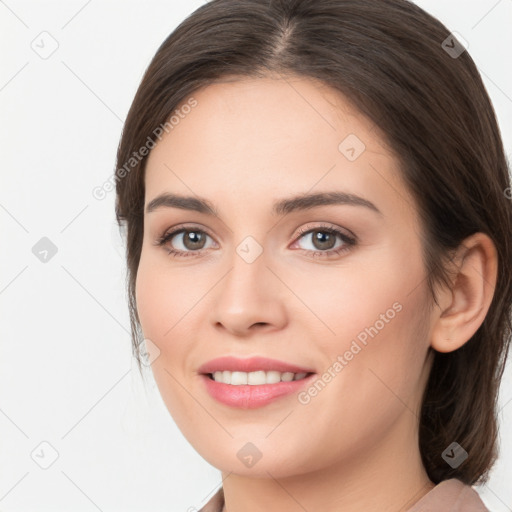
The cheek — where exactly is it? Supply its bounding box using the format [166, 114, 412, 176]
[290, 244, 425, 347]
[135, 251, 218, 398]
[135, 261, 167, 341]
[134, 253, 188, 372]
[294, 240, 431, 404]
[135, 257, 197, 418]
[135, 250, 199, 344]
[287, 288, 431, 472]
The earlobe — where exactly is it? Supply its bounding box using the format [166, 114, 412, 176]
[430, 233, 498, 354]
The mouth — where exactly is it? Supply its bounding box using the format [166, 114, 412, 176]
[199, 371, 316, 409]
[197, 356, 317, 409]
[198, 355, 315, 376]
[204, 370, 315, 385]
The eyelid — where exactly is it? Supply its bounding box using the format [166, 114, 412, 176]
[155, 221, 357, 258]
[156, 221, 355, 243]
[292, 222, 357, 242]
[154, 223, 217, 244]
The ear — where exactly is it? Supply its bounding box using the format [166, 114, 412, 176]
[430, 233, 498, 353]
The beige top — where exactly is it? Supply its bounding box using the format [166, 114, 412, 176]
[199, 478, 489, 512]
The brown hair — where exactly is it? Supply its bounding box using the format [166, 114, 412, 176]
[115, 0, 512, 486]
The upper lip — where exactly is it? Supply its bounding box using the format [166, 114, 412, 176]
[198, 356, 315, 375]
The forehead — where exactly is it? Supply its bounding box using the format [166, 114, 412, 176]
[155, 75, 379, 157]
[144, 76, 415, 223]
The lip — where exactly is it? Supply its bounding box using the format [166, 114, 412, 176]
[198, 356, 316, 409]
[200, 373, 316, 409]
[197, 356, 315, 375]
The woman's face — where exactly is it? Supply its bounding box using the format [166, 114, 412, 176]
[136, 76, 435, 477]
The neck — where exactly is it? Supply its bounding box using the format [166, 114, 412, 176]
[220, 414, 434, 512]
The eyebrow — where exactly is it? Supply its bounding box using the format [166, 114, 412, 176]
[145, 191, 382, 217]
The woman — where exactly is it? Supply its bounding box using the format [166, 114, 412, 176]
[114, 0, 512, 510]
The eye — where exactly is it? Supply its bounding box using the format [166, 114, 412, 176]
[154, 222, 357, 259]
[154, 225, 216, 258]
[291, 223, 356, 258]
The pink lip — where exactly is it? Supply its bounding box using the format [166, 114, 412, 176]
[197, 356, 314, 374]
[197, 356, 316, 409]
[200, 374, 316, 409]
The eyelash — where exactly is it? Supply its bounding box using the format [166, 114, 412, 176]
[154, 223, 357, 259]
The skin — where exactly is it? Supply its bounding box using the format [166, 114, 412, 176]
[135, 75, 498, 512]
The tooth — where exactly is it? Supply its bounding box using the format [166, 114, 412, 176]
[210, 370, 310, 385]
[266, 371, 281, 384]
[231, 371, 248, 385]
[248, 371, 267, 385]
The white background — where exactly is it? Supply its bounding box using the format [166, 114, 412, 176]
[1, 0, 511, 510]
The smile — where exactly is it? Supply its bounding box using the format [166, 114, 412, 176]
[208, 370, 310, 385]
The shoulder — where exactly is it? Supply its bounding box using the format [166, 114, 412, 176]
[198, 487, 224, 512]
[407, 478, 489, 512]
[197, 480, 489, 512]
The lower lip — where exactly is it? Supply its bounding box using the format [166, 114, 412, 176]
[200, 374, 315, 409]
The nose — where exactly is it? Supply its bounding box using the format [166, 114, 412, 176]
[209, 246, 288, 337]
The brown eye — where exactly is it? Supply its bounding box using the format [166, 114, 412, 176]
[292, 225, 357, 259]
[156, 227, 216, 258]
[309, 230, 337, 250]
[296, 228, 353, 252]
[180, 230, 207, 250]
